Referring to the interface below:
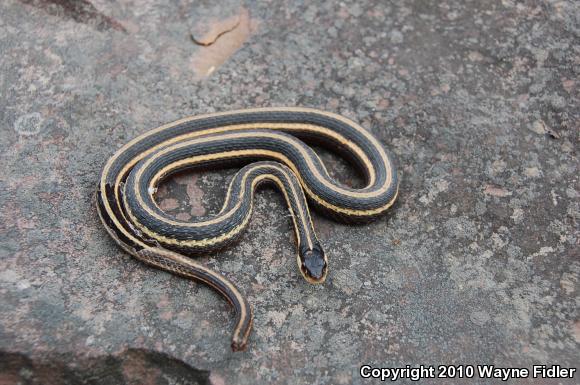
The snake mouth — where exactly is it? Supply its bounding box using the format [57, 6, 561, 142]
[299, 245, 328, 284]
[231, 340, 248, 352]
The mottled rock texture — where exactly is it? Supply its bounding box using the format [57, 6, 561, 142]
[0, 0, 578, 384]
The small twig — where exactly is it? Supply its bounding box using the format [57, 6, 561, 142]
[191, 18, 241, 46]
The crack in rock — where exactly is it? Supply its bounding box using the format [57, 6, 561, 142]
[0, 349, 211, 385]
[189, 7, 257, 79]
[18, 0, 127, 32]
[191, 17, 242, 46]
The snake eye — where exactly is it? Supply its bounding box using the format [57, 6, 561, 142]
[299, 246, 327, 282]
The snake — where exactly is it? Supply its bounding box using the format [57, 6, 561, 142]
[95, 107, 399, 351]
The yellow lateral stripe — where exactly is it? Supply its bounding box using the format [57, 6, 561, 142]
[142, 248, 248, 338]
[133, 131, 391, 205]
[125, 172, 309, 248]
[114, 122, 376, 189]
[97, 194, 249, 336]
[102, 107, 383, 188]
[100, 117, 392, 243]
[96, 107, 399, 351]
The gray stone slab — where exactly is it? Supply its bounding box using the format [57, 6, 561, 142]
[0, 0, 578, 384]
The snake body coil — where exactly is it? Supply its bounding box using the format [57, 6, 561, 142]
[96, 107, 399, 351]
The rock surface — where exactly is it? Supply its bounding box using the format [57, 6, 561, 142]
[0, 0, 578, 384]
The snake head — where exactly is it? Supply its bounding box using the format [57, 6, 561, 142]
[298, 244, 328, 284]
[231, 338, 248, 352]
